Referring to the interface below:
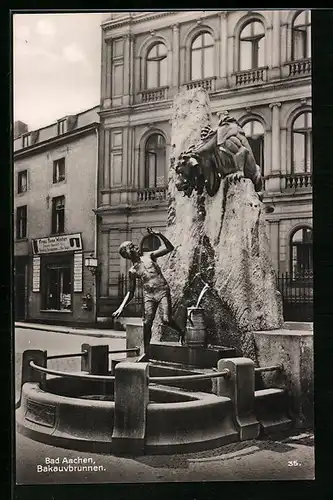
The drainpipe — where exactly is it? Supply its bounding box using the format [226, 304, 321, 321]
[93, 125, 99, 324]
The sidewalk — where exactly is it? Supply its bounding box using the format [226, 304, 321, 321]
[15, 321, 126, 339]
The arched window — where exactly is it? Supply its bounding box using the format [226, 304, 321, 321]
[290, 227, 313, 279]
[190, 32, 214, 81]
[239, 21, 265, 71]
[144, 134, 166, 188]
[292, 11, 311, 61]
[140, 234, 161, 254]
[146, 43, 167, 89]
[291, 112, 312, 174]
[242, 120, 265, 176]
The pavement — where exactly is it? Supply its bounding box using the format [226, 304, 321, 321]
[15, 321, 126, 339]
[16, 430, 315, 484]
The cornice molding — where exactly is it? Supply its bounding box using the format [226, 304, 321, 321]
[14, 123, 99, 159]
[102, 12, 176, 31]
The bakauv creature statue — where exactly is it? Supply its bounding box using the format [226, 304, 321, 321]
[174, 112, 263, 201]
[112, 228, 184, 360]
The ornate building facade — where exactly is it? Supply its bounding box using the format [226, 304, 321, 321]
[14, 107, 100, 324]
[96, 10, 312, 319]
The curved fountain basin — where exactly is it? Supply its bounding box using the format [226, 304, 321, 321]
[16, 376, 239, 455]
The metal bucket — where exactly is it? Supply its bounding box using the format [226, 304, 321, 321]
[184, 307, 206, 347]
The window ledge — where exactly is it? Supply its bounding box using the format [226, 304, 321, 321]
[40, 309, 72, 313]
[15, 237, 28, 242]
[52, 180, 67, 185]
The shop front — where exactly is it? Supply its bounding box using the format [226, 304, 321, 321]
[30, 233, 95, 324]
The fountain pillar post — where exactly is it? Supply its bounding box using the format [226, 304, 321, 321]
[21, 349, 47, 389]
[217, 357, 260, 440]
[81, 343, 109, 375]
[112, 361, 149, 455]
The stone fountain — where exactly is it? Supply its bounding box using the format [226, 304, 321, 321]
[152, 88, 283, 365]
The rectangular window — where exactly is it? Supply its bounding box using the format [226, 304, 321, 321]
[112, 64, 123, 96]
[22, 134, 31, 148]
[293, 132, 306, 173]
[204, 46, 214, 78]
[53, 158, 66, 183]
[51, 196, 65, 234]
[16, 205, 27, 239]
[147, 60, 158, 89]
[191, 50, 202, 80]
[57, 119, 67, 135]
[239, 40, 252, 71]
[43, 262, 72, 311]
[18, 170, 28, 193]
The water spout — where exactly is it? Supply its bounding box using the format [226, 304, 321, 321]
[196, 283, 210, 308]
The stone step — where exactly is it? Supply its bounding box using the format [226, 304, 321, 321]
[255, 388, 293, 434]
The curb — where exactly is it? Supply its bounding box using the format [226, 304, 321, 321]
[15, 322, 126, 340]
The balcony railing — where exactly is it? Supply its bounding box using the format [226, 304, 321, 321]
[288, 58, 311, 77]
[284, 172, 312, 190]
[136, 186, 167, 202]
[140, 86, 168, 103]
[185, 77, 216, 92]
[234, 67, 267, 86]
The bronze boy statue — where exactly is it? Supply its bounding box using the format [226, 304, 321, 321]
[112, 228, 184, 358]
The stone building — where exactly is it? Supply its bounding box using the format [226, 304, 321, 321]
[96, 10, 312, 319]
[14, 106, 100, 324]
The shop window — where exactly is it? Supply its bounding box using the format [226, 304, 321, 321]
[43, 263, 72, 311]
[51, 196, 65, 234]
[53, 158, 66, 183]
[146, 42, 167, 89]
[292, 11, 311, 61]
[190, 32, 214, 81]
[292, 112, 312, 174]
[290, 227, 313, 279]
[140, 234, 161, 254]
[239, 21, 265, 71]
[242, 120, 265, 176]
[18, 170, 27, 193]
[16, 205, 27, 239]
[144, 134, 166, 188]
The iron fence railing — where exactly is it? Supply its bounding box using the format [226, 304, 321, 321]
[277, 271, 313, 322]
[109, 271, 313, 322]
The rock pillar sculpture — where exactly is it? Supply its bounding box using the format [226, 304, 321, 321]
[152, 89, 283, 362]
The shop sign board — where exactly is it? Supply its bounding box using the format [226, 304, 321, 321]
[32, 233, 82, 254]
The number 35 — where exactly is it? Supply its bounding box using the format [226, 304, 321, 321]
[288, 460, 300, 467]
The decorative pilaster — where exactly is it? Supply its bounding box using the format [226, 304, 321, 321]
[104, 129, 111, 189]
[129, 34, 135, 104]
[271, 10, 281, 68]
[172, 24, 180, 90]
[280, 127, 287, 176]
[267, 102, 282, 192]
[269, 102, 281, 174]
[105, 41, 112, 103]
[219, 12, 228, 88]
[269, 11, 281, 80]
[123, 34, 132, 106]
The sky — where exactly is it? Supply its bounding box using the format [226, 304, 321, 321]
[13, 13, 104, 130]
